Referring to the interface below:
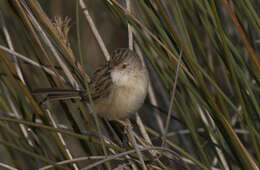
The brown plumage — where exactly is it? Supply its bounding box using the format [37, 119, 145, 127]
[32, 48, 149, 120]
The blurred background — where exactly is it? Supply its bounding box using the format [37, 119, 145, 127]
[0, 0, 259, 169]
[0, 0, 129, 71]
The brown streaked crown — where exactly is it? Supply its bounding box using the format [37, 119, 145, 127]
[110, 48, 138, 67]
[89, 48, 136, 100]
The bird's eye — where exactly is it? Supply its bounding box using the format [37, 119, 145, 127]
[122, 63, 128, 69]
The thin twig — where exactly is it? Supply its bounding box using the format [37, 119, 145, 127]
[126, 0, 133, 50]
[0, 163, 18, 170]
[135, 113, 159, 157]
[0, 82, 34, 146]
[0, 45, 64, 81]
[162, 51, 183, 147]
[220, 0, 260, 70]
[126, 2, 147, 169]
[107, 0, 195, 82]
[198, 107, 229, 170]
[0, 12, 33, 146]
[45, 108, 79, 170]
[20, 0, 78, 89]
[79, 0, 110, 61]
[113, 163, 132, 170]
[39, 156, 107, 170]
[40, 146, 176, 170]
[0, 11, 25, 84]
[135, 44, 166, 134]
[135, 45, 166, 134]
[80, 146, 179, 170]
[126, 119, 147, 170]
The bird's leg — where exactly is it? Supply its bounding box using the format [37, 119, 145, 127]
[115, 119, 132, 147]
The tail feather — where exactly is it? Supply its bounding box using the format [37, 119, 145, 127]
[31, 88, 86, 101]
[31, 88, 83, 95]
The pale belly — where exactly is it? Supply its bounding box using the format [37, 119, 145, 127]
[95, 72, 148, 120]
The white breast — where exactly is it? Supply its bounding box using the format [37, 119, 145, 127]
[107, 69, 149, 119]
[111, 70, 128, 86]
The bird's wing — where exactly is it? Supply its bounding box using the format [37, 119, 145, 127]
[90, 64, 113, 100]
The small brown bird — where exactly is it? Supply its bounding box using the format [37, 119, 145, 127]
[32, 48, 149, 120]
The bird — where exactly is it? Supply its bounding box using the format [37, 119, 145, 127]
[32, 48, 149, 120]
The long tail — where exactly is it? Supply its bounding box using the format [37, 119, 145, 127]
[31, 88, 86, 101]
